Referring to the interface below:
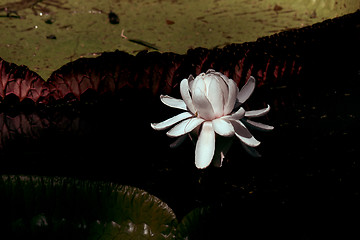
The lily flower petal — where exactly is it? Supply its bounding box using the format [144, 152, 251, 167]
[240, 142, 262, 158]
[190, 73, 206, 94]
[245, 105, 271, 118]
[170, 134, 187, 148]
[223, 107, 245, 121]
[223, 76, 239, 115]
[237, 76, 255, 105]
[212, 118, 235, 137]
[180, 78, 197, 114]
[188, 74, 195, 92]
[151, 112, 193, 130]
[206, 71, 229, 96]
[166, 117, 205, 137]
[231, 119, 261, 147]
[160, 95, 187, 111]
[195, 121, 215, 169]
[210, 72, 229, 103]
[192, 88, 215, 120]
[242, 119, 274, 131]
[207, 77, 225, 118]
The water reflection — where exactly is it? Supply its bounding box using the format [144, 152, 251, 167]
[0, 112, 49, 149]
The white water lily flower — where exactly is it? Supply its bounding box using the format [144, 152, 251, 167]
[151, 69, 273, 169]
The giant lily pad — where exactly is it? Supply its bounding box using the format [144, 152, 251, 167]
[0, 9, 359, 104]
[0, 175, 177, 239]
[0, 0, 359, 80]
[176, 206, 212, 240]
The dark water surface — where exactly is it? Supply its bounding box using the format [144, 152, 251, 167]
[1, 62, 360, 239]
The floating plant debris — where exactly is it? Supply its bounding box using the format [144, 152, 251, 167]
[166, 19, 175, 25]
[44, 18, 55, 24]
[46, 34, 57, 39]
[0, 0, 69, 17]
[128, 39, 159, 50]
[108, 10, 120, 24]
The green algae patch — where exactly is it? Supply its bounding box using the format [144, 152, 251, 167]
[0, 0, 359, 80]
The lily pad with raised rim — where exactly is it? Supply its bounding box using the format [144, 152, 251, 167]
[0, 0, 359, 80]
[0, 175, 177, 239]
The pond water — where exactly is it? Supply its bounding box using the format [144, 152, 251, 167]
[0, 58, 359, 239]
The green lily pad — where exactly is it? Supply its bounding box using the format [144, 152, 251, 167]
[176, 206, 212, 240]
[0, 175, 177, 239]
[0, 0, 359, 80]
